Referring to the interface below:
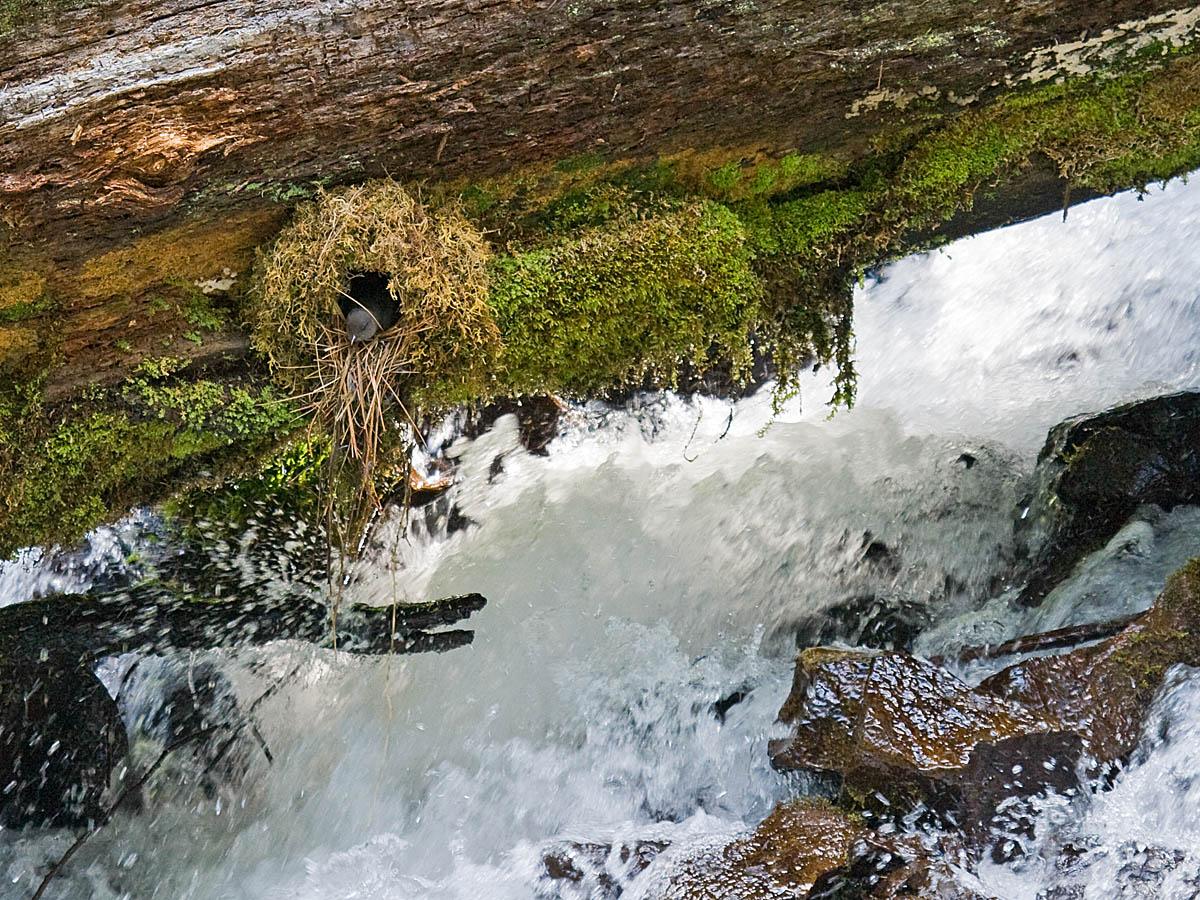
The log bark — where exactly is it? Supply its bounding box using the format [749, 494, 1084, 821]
[2, 0, 1184, 245]
[3, 0, 1199, 387]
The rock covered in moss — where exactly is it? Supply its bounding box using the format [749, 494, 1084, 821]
[634, 801, 992, 900]
[770, 648, 1060, 772]
[641, 802, 885, 899]
[770, 557, 1200, 861]
[979, 557, 1200, 766]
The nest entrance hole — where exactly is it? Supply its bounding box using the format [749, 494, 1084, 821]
[337, 271, 401, 343]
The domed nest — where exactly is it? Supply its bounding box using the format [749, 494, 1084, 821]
[247, 179, 499, 491]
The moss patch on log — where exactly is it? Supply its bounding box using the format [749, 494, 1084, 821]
[0, 0, 89, 37]
[471, 201, 761, 401]
[0, 367, 298, 558]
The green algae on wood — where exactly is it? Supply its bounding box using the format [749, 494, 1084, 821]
[0, 371, 298, 559]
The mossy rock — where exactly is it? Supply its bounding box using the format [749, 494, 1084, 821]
[978, 556, 1200, 766]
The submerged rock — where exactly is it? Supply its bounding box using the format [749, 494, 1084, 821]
[538, 839, 668, 899]
[462, 395, 564, 456]
[1017, 390, 1200, 605]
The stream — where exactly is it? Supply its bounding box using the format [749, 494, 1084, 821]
[3, 177, 1200, 899]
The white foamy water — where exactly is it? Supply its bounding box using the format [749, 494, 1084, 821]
[4, 177, 1200, 899]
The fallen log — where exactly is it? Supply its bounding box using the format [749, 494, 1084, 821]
[4, 1, 1200, 558]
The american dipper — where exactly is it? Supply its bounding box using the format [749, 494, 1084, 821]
[338, 272, 399, 343]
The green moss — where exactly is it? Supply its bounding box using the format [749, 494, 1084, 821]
[163, 436, 328, 535]
[554, 151, 607, 174]
[0, 373, 299, 559]
[476, 201, 762, 400]
[740, 190, 872, 258]
[703, 153, 849, 203]
[881, 54, 1200, 234]
[0, 297, 49, 324]
[176, 289, 229, 333]
[707, 161, 746, 197]
[266, 51, 1200, 423]
[0, 0, 90, 36]
[123, 372, 297, 444]
[11, 38, 1200, 558]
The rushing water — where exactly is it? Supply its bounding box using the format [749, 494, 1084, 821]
[4, 177, 1200, 899]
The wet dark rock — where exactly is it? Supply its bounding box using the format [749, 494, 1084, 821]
[794, 595, 929, 653]
[446, 504, 475, 535]
[1040, 842, 1200, 900]
[770, 558, 1200, 872]
[1017, 390, 1200, 605]
[118, 656, 254, 799]
[804, 839, 911, 899]
[711, 687, 750, 724]
[669, 346, 777, 402]
[768, 649, 1081, 846]
[866, 859, 999, 900]
[960, 731, 1083, 862]
[463, 395, 564, 456]
[0, 650, 127, 828]
[539, 839, 668, 899]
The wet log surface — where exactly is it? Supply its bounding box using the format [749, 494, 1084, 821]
[2, 0, 1196, 396]
[2, 0, 1181, 255]
[0, 586, 485, 827]
[0, 586, 487, 664]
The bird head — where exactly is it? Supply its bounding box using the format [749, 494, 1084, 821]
[345, 307, 379, 344]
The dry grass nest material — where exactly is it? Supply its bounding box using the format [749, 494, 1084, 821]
[248, 180, 499, 481]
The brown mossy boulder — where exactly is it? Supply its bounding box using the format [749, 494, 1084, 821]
[770, 648, 1060, 773]
[640, 801, 992, 900]
[646, 801, 904, 899]
[768, 648, 1082, 845]
[770, 559, 1200, 853]
[977, 557, 1200, 766]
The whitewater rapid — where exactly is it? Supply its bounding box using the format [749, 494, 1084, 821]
[3, 176, 1200, 899]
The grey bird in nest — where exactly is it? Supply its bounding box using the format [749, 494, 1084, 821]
[338, 271, 400, 343]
